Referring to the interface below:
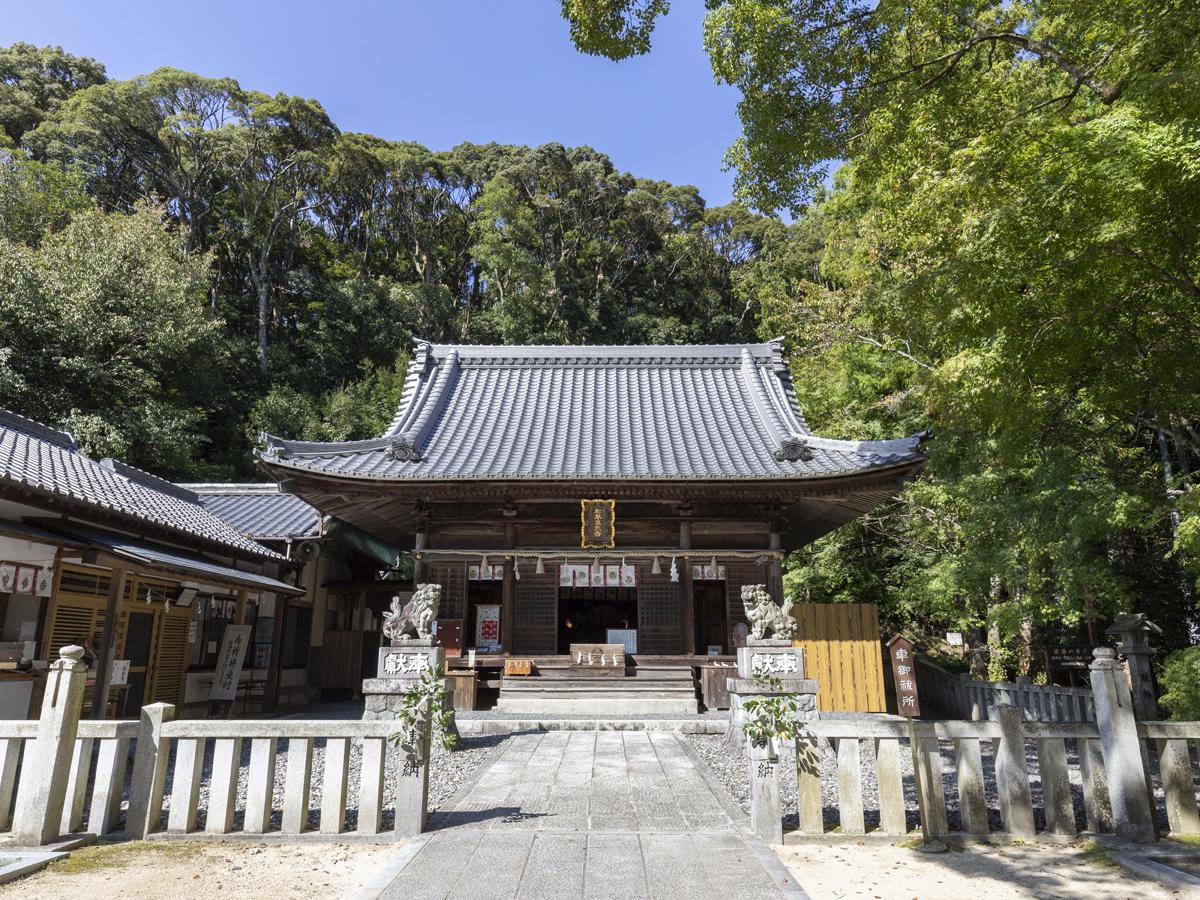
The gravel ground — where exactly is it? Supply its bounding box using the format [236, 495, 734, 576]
[686, 730, 1176, 834]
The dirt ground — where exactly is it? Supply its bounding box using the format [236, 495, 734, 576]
[0, 840, 399, 899]
[778, 840, 1182, 900]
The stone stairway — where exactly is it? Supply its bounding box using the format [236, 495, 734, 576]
[496, 665, 700, 715]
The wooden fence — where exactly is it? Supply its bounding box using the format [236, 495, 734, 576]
[793, 603, 886, 713]
[916, 656, 1095, 723]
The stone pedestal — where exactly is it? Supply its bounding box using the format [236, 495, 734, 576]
[361, 639, 447, 837]
[725, 639, 818, 752]
[362, 640, 443, 721]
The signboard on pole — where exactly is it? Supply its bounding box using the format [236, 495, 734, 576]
[886, 634, 921, 717]
[1046, 645, 1093, 671]
[208, 624, 252, 702]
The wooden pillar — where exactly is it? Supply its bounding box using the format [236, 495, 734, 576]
[412, 525, 427, 585]
[91, 565, 128, 719]
[501, 512, 516, 653]
[679, 516, 695, 656]
[264, 592, 287, 712]
[768, 525, 784, 603]
[234, 588, 248, 625]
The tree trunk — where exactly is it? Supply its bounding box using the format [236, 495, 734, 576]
[249, 256, 270, 378]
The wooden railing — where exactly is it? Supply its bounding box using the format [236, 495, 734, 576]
[916, 657, 1095, 723]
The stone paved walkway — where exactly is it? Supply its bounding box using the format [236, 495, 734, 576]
[371, 731, 804, 899]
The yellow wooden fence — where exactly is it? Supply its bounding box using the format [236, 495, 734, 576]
[792, 603, 887, 713]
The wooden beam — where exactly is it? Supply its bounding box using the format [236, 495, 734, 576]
[91, 565, 128, 719]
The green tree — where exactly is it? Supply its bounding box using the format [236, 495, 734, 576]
[0, 202, 217, 475]
[0, 42, 105, 147]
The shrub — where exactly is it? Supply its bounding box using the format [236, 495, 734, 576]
[1159, 646, 1200, 721]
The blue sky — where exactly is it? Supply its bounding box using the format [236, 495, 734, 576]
[4, 1, 745, 207]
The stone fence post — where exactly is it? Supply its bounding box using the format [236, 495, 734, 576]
[127, 702, 176, 839]
[1090, 647, 1155, 842]
[12, 645, 88, 845]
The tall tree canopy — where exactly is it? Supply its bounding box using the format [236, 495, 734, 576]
[0, 44, 773, 481]
[562, 2, 1200, 664]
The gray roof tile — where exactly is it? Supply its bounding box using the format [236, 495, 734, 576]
[184, 484, 321, 540]
[0, 409, 284, 560]
[258, 342, 924, 482]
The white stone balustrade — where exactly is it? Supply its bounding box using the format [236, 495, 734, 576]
[746, 649, 1170, 844]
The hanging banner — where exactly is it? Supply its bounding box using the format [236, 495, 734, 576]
[0, 565, 15, 593]
[560, 563, 638, 588]
[692, 565, 727, 581]
[468, 564, 504, 581]
[35, 567, 54, 597]
[475, 604, 500, 650]
[580, 499, 615, 548]
[14, 567, 35, 594]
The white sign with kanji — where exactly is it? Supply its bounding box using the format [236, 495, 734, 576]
[208, 625, 252, 702]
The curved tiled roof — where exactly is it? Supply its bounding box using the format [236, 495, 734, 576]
[184, 484, 322, 540]
[258, 341, 924, 481]
[0, 410, 285, 560]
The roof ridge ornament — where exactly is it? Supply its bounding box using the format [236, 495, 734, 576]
[775, 436, 813, 462]
[386, 437, 423, 462]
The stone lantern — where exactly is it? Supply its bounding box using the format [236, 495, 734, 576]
[1105, 613, 1162, 721]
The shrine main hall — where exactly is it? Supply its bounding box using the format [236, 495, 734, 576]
[257, 341, 923, 667]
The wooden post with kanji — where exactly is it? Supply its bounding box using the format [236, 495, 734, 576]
[886, 634, 920, 717]
[886, 634, 946, 849]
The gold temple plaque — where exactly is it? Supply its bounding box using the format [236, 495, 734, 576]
[580, 499, 616, 548]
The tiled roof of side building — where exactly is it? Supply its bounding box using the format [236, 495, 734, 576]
[183, 484, 322, 540]
[0, 409, 285, 561]
[258, 341, 925, 481]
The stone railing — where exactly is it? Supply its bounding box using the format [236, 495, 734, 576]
[0, 717, 138, 842]
[749, 648, 1170, 845]
[916, 657, 1095, 723]
[0, 645, 433, 846]
[127, 712, 431, 839]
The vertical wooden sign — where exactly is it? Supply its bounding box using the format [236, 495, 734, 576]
[885, 634, 920, 717]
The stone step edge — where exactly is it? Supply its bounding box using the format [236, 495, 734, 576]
[455, 718, 728, 734]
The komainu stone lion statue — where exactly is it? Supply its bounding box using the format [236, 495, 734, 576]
[383, 583, 441, 641]
[741, 584, 798, 640]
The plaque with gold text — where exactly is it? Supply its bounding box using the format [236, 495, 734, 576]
[580, 499, 616, 548]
